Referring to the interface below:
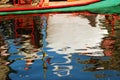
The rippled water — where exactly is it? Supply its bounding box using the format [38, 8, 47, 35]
[0, 13, 120, 80]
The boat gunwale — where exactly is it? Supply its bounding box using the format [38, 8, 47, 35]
[0, 0, 100, 12]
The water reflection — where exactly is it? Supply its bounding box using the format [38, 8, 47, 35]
[0, 32, 10, 80]
[46, 14, 107, 56]
[0, 13, 120, 80]
[0, 15, 44, 80]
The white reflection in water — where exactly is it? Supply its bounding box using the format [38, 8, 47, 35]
[51, 54, 72, 65]
[53, 65, 73, 77]
[46, 14, 108, 77]
[46, 14, 108, 56]
[51, 53, 72, 77]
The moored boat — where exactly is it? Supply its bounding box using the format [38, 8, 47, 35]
[0, 0, 100, 11]
[0, 0, 120, 15]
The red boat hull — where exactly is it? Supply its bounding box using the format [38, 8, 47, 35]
[0, 0, 100, 12]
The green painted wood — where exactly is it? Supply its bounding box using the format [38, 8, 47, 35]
[0, 0, 120, 15]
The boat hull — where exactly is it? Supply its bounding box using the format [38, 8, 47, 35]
[0, 0, 120, 15]
[0, 0, 99, 13]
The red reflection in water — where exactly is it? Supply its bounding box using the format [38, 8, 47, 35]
[0, 14, 43, 48]
[14, 17, 35, 45]
[101, 15, 120, 56]
[101, 37, 115, 56]
[105, 14, 120, 36]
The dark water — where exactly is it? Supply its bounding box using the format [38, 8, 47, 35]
[0, 13, 120, 80]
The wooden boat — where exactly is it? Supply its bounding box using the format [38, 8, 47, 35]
[0, 0, 99, 13]
[0, 0, 120, 15]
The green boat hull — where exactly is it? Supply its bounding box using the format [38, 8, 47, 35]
[0, 0, 120, 15]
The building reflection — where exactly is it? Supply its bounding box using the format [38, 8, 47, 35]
[14, 15, 43, 71]
[104, 14, 120, 71]
[14, 15, 43, 48]
[0, 15, 43, 47]
[46, 13, 120, 79]
[78, 14, 120, 79]
[0, 15, 43, 74]
[0, 13, 120, 80]
[101, 36, 115, 56]
[0, 15, 56, 80]
[46, 13, 109, 77]
[46, 14, 75, 77]
[47, 14, 109, 56]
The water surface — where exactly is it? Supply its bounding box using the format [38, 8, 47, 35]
[0, 13, 120, 80]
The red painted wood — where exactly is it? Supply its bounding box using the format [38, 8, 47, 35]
[0, 0, 100, 12]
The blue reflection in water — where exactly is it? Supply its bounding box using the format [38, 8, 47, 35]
[0, 14, 120, 80]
